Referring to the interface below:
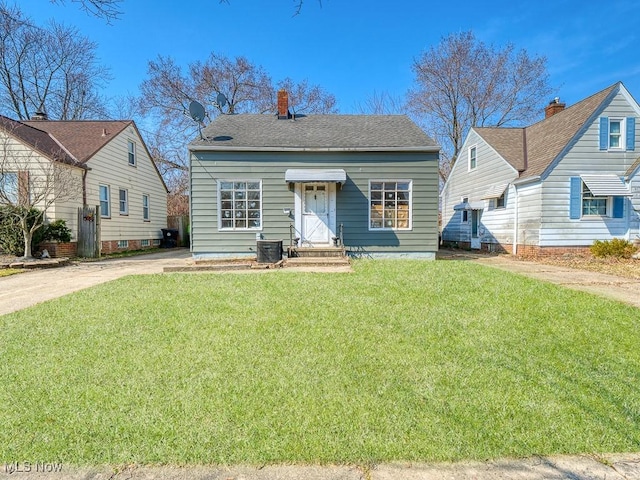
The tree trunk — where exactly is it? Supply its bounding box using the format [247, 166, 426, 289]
[21, 218, 34, 260]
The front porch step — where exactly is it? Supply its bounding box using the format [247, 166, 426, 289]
[288, 246, 346, 258]
[284, 256, 350, 268]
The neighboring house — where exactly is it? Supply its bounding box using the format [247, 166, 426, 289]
[188, 90, 440, 259]
[441, 82, 640, 255]
[0, 114, 168, 255]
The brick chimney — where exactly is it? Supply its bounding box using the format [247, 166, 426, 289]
[277, 89, 290, 119]
[545, 97, 565, 118]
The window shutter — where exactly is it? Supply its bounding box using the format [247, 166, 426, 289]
[569, 177, 581, 219]
[626, 117, 635, 151]
[599, 117, 609, 150]
[612, 196, 624, 218]
[18, 170, 29, 206]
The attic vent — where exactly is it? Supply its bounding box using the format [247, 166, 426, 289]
[101, 128, 107, 137]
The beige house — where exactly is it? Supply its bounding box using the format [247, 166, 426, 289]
[0, 115, 168, 255]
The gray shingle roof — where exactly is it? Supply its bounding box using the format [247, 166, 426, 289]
[474, 83, 618, 179]
[190, 114, 438, 150]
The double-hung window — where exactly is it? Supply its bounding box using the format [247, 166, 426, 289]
[119, 189, 128, 215]
[369, 181, 412, 230]
[127, 140, 136, 166]
[581, 182, 607, 216]
[469, 146, 477, 170]
[219, 181, 262, 230]
[99, 185, 110, 217]
[142, 194, 150, 221]
[600, 117, 635, 151]
[0, 172, 18, 204]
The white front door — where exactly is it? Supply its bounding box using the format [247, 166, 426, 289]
[302, 184, 330, 245]
[471, 209, 481, 249]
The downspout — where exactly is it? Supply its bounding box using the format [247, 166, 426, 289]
[82, 168, 88, 205]
[513, 184, 519, 255]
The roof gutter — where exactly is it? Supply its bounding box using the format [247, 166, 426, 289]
[188, 145, 441, 153]
[512, 175, 541, 186]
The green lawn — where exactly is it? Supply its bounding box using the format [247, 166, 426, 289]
[1, 260, 639, 465]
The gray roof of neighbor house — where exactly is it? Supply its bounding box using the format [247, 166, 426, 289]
[0, 115, 85, 168]
[190, 114, 439, 151]
[474, 82, 619, 179]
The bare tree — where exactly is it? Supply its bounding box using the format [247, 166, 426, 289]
[49, 0, 123, 22]
[354, 90, 405, 115]
[0, 3, 111, 120]
[137, 53, 338, 187]
[407, 31, 553, 180]
[0, 117, 83, 259]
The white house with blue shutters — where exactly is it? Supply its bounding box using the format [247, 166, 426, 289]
[441, 81, 640, 255]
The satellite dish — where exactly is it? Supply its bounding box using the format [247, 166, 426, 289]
[215, 92, 228, 109]
[189, 100, 206, 123]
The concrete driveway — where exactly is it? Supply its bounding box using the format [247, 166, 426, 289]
[437, 250, 640, 309]
[0, 248, 190, 316]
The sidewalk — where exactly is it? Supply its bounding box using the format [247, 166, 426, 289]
[2, 453, 639, 479]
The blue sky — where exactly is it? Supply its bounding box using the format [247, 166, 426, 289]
[20, 0, 640, 117]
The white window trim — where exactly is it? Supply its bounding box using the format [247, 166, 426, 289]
[142, 194, 150, 221]
[0, 172, 18, 204]
[99, 184, 110, 218]
[581, 182, 611, 217]
[608, 118, 625, 150]
[468, 145, 477, 171]
[217, 179, 263, 231]
[368, 179, 413, 231]
[141, 239, 150, 247]
[128, 140, 137, 166]
[461, 196, 469, 223]
[117, 240, 129, 249]
[119, 188, 128, 215]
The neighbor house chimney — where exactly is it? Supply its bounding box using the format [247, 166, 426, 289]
[545, 97, 565, 118]
[31, 110, 48, 121]
[277, 89, 290, 119]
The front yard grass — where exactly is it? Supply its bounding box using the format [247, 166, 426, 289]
[1, 260, 639, 465]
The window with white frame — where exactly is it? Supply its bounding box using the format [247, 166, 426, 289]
[119, 189, 128, 215]
[469, 145, 477, 170]
[99, 185, 110, 217]
[218, 181, 262, 230]
[0, 172, 18, 204]
[461, 196, 469, 223]
[142, 194, 150, 221]
[117, 240, 128, 249]
[128, 140, 136, 166]
[369, 181, 412, 230]
[582, 182, 608, 216]
[141, 239, 150, 247]
[609, 119, 624, 149]
[152, 239, 161, 246]
[495, 192, 506, 208]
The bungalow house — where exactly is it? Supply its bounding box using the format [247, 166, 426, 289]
[441, 82, 640, 255]
[188, 90, 440, 259]
[0, 114, 168, 255]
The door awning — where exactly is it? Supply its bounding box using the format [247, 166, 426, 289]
[581, 174, 632, 197]
[481, 183, 509, 199]
[285, 169, 346, 183]
[453, 200, 485, 211]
